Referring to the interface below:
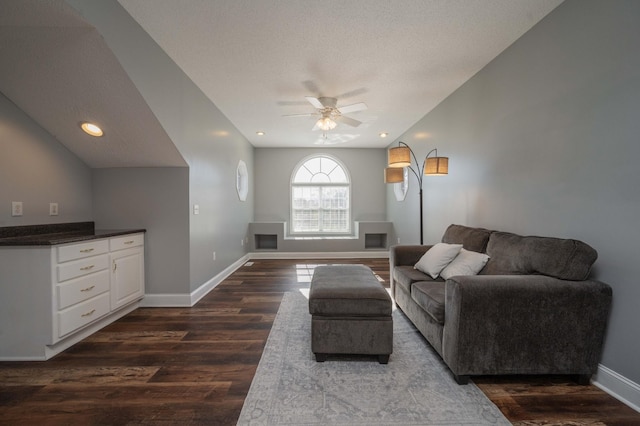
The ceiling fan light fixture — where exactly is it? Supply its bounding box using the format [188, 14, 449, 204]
[316, 116, 337, 131]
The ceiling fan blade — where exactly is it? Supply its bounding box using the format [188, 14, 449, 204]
[305, 96, 324, 109]
[282, 113, 317, 117]
[335, 115, 362, 127]
[338, 102, 367, 114]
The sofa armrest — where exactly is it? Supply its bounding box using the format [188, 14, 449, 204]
[443, 274, 612, 378]
[389, 244, 432, 267]
[389, 245, 433, 292]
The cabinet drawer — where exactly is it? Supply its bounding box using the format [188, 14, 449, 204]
[58, 240, 109, 263]
[57, 254, 109, 282]
[110, 234, 144, 251]
[57, 292, 110, 338]
[57, 270, 110, 310]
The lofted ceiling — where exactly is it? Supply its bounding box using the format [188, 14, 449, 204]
[0, 0, 563, 170]
[0, 0, 187, 168]
[119, 0, 563, 148]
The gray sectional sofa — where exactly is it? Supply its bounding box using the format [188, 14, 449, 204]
[390, 224, 612, 385]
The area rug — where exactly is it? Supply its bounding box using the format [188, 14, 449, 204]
[237, 291, 510, 425]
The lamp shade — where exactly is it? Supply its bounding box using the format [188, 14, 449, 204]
[388, 146, 411, 167]
[384, 167, 405, 183]
[424, 157, 448, 175]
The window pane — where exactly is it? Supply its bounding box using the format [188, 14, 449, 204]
[328, 167, 347, 182]
[293, 209, 319, 232]
[322, 187, 348, 209]
[310, 173, 330, 183]
[293, 186, 319, 209]
[320, 157, 338, 175]
[293, 167, 313, 183]
[305, 157, 321, 174]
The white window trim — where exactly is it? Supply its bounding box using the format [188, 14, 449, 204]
[290, 154, 352, 236]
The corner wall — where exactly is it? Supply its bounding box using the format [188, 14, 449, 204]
[387, 0, 640, 390]
[0, 92, 92, 226]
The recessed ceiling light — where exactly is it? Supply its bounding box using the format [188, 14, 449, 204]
[81, 122, 103, 137]
[256, 131, 265, 136]
[379, 132, 389, 138]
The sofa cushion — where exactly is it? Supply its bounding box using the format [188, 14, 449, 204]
[411, 281, 445, 324]
[414, 243, 462, 279]
[440, 248, 490, 280]
[482, 231, 598, 280]
[442, 224, 492, 253]
[393, 265, 436, 293]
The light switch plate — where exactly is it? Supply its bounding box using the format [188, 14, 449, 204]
[49, 203, 59, 216]
[11, 201, 23, 216]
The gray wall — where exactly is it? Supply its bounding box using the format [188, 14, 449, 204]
[387, 0, 640, 383]
[254, 147, 387, 226]
[92, 168, 190, 295]
[69, 0, 255, 292]
[0, 92, 92, 226]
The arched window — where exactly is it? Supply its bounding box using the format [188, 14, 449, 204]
[291, 155, 351, 234]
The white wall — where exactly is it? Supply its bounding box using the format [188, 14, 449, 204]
[254, 147, 387, 225]
[0, 92, 92, 226]
[93, 168, 190, 295]
[387, 0, 640, 385]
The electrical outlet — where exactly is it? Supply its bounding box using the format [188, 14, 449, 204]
[193, 204, 200, 215]
[212, 251, 216, 261]
[241, 238, 244, 246]
[11, 201, 23, 217]
[397, 237, 401, 244]
[49, 202, 59, 216]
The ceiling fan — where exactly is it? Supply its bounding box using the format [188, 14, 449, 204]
[283, 96, 367, 131]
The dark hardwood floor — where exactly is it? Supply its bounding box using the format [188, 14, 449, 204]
[1, 258, 638, 425]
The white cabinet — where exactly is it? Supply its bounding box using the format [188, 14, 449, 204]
[52, 233, 145, 343]
[110, 234, 144, 310]
[0, 232, 145, 360]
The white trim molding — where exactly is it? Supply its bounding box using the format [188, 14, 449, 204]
[141, 254, 250, 307]
[249, 251, 389, 259]
[593, 364, 640, 413]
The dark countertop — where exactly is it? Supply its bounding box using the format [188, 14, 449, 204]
[0, 222, 145, 246]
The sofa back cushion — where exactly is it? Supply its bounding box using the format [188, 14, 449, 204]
[482, 231, 597, 280]
[441, 224, 492, 253]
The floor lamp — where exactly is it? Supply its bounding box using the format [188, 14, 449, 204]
[384, 142, 449, 245]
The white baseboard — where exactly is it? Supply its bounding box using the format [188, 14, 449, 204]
[249, 251, 389, 259]
[593, 364, 640, 413]
[189, 254, 251, 305]
[140, 254, 250, 307]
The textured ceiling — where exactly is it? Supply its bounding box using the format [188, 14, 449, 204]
[0, 0, 563, 170]
[119, 0, 563, 148]
[0, 0, 187, 168]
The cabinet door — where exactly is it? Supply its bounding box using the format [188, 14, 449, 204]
[110, 247, 144, 310]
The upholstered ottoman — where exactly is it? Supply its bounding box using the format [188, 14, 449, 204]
[308, 264, 393, 364]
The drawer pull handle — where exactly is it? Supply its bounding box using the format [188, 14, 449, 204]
[124, 240, 135, 245]
[80, 285, 95, 292]
[81, 309, 96, 317]
[80, 248, 94, 253]
[80, 265, 95, 271]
